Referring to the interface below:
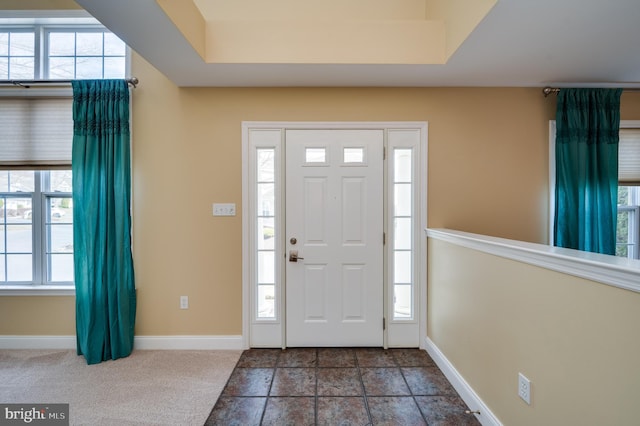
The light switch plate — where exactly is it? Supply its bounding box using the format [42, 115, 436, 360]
[213, 203, 236, 216]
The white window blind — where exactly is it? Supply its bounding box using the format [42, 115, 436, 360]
[619, 128, 640, 184]
[0, 97, 73, 168]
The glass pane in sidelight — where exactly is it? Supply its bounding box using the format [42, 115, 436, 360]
[257, 149, 275, 182]
[257, 284, 275, 318]
[257, 251, 275, 284]
[257, 217, 275, 250]
[394, 284, 412, 319]
[394, 183, 412, 217]
[394, 251, 412, 284]
[394, 149, 412, 182]
[257, 183, 275, 217]
[394, 217, 412, 250]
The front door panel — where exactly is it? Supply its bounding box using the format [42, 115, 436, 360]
[285, 129, 383, 346]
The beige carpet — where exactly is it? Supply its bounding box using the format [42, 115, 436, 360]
[0, 349, 241, 426]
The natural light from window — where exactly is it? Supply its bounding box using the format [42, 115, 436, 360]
[617, 186, 640, 259]
[0, 19, 127, 289]
[0, 170, 73, 284]
[0, 26, 125, 79]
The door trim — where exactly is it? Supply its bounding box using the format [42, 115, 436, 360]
[242, 122, 428, 349]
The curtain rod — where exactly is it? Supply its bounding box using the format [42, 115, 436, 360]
[0, 77, 139, 89]
[542, 86, 640, 97]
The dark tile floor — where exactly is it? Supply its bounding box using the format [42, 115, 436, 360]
[205, 347, 481, 426]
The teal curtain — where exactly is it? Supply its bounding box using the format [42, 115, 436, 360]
[554, 88, 622, 255]
[72, 80, 136, 365]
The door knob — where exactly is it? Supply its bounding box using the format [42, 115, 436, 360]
[289, 250, 304, 262]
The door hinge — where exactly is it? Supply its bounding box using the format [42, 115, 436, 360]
[383, 317, 386, 330]
[383, 147, 386, 160]
[383, 232, 386, 245]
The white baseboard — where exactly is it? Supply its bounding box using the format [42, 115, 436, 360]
[134, 335, 244, 350]
[0, 335, 76, 349]
[425, 337, 502, 426]
[0, 335, 244, 351]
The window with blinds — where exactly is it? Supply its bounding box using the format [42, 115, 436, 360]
[0, 19, 127, 291]
[619, 128, 640, 184]
[0, 97, 73, 168]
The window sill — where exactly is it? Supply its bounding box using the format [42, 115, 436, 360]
[426, 228, 640, 294]
[0, 286, 75, 296]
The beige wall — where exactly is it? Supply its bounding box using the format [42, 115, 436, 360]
[127, 54, 556, 336]
[427, 238, 640, 425]
[2, 51, 640, 336]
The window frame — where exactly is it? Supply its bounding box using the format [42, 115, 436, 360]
[617, 191, 640, 260]
[243, 122, 428, 349]
[0, 16, 128, 296]
[0, 27, 39, 80]
[0, 19, 129, 81]
[0, 170, 74, 295]
[43, 26, 127, 80]
[549, 120, 640, 259]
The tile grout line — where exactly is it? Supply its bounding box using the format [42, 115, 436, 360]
[354, 349, 375, 426]
[258, 349, 280, 426]
[393, 350, 431, 425]
[314, 348, 318, 426]
[210, 348, 477, 426]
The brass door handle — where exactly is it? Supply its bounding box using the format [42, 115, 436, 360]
[289, 250, 304, 262]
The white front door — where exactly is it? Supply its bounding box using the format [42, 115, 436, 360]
[285, 129, 384, 346]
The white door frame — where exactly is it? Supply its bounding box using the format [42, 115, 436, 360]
[241, 121, 428, 349]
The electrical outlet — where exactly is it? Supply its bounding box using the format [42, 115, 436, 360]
[213, 203, 236, 216]
[180, 296, 189, 309]
[518, 373, 531, 405]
